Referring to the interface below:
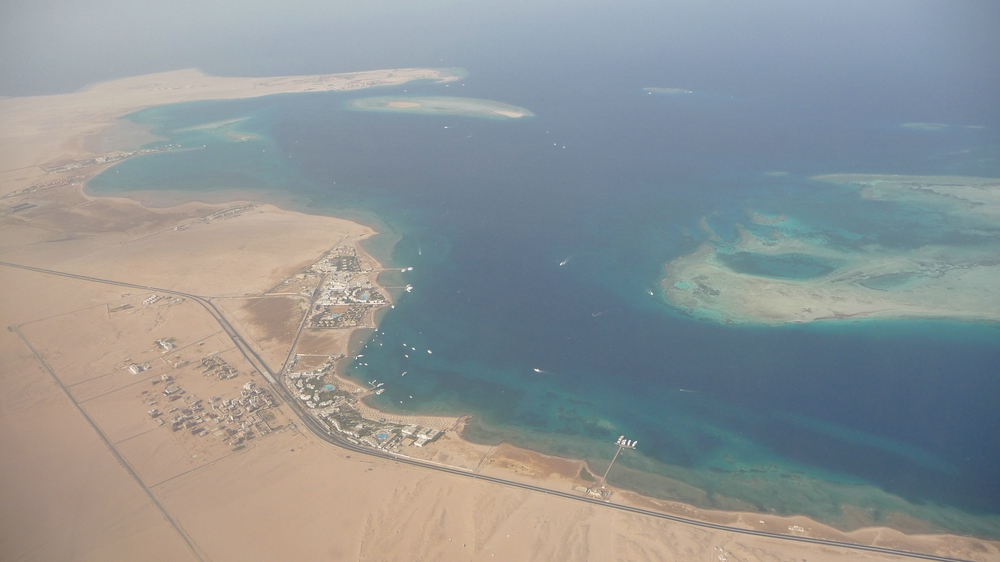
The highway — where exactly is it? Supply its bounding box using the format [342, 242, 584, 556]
[9, 324, 206, 562]
[0, 260, 975, 562]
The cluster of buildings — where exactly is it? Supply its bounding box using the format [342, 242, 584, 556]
[275, 243, 444, 455]
[306, 247, 387, 329]
[4, 202, 36, 214]
[327, 77, 402, 92]
[39, 147, 172, 174]
[1, 174, 90, 201]
[285, 361, 351, 412]
[108, 294, 182, 318]
[203, 204, 256, 222]
[283, 360, 442, 454]
[145, 371, 277, 451]
[310, 305, 366, 329]
[201, 355, 240, 379]
[401, 425, 442, 447]
[311, 249, 365, 275]
[288, 369, 343, 410]
[333, 420, 442, 452]
[128, 362, 151, 375]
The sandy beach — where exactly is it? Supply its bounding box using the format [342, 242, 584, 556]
[2, 70, 998, 561]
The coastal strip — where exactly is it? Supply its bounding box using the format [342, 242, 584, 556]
[0, 66, 461, 195]
[0, 259, 983, 562]
[2, 70, 997, 560]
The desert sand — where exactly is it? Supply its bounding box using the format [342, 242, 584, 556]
[1, 70, 997, 561]
[0, 67, 459, 198]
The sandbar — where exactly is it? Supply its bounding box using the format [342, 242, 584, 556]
[349, 95, 534, 119]
[644, 87, 694, 94]
[901, 122, 948, 130]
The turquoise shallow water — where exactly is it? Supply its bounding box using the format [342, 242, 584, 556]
[87, 70, 1000, 537]
[716, 252, 839, 280]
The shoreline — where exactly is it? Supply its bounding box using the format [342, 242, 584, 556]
[123, 184, 1000, 544]
[3, 69, 998, 558]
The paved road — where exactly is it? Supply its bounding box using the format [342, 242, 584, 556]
[0, 260, 975, 562]
[278, 272, 327, 374]
[9, 325, 206, 562]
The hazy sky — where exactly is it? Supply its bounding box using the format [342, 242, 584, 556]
[2, 0, 998, 105]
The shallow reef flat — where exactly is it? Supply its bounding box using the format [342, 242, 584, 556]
[348, 96, 534, 119]
[643, 87, 693, 94]
[901, 122, 948, 130]
[815, 174, 1000, 221]
[175, 117, 259, 141]
[662, 174, 1000, 324]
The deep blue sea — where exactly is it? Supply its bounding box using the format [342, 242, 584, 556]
[84, 4, 1000, 536]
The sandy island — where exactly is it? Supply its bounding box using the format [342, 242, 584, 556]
[349, 95, 534, 119]
[662, 174, 1000, 325]
[644, 87, 694, 95]
[1, 71, 997, 561]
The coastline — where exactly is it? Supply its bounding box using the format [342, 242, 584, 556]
[0, 66, 461, 198]
[2, 70, 998, 560]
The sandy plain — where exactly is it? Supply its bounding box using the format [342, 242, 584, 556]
[1, 70, 998, 561]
